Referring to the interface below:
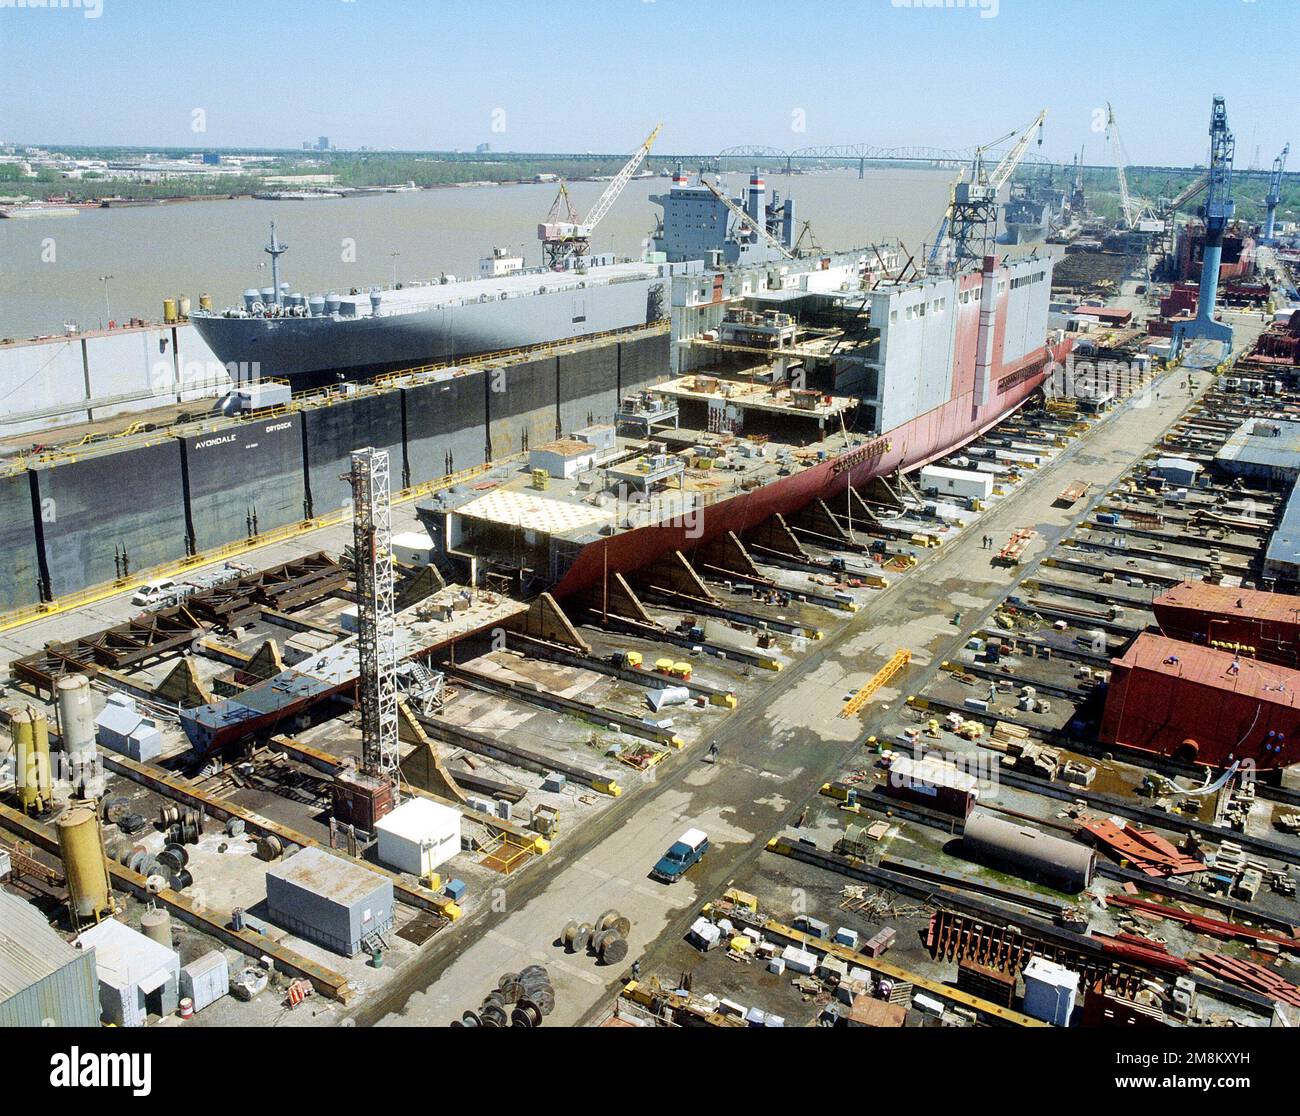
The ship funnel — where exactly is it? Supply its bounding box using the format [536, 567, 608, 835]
[746, 167, 765, 227]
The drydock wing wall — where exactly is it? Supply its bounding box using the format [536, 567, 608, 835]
[301, 394, 404, 514]
[31, 441, 189, 598]
[558, 346, 619, 434]
[0, 471, 42, 611]
[618, 331, 670, 395]
[487, 357, 559, 458]
[182, 417, 307, 552]
[402, 371, 487, 484]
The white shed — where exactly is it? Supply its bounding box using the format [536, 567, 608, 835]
[76, 918, 180, 1027]
[375, 798, 462, 877]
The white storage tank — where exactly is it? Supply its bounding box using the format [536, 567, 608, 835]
[1022, 956, 1079, 1026]
[375, 797, 462, 877]
[56, 674, 96, 766]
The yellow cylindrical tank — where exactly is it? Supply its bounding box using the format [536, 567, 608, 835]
[12, 708, 52, 815]
[57, 806, 113, 923]
[198, 292, 213, 312]
[162, 298, 178, 324]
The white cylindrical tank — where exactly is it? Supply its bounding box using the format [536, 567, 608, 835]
[962, 809, 1095, 893]
[56, 674, 96, 765]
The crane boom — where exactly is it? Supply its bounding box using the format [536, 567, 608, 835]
[1263, 143, 1290, 243]
[1106, 103, 1136, 230]
[582, 124, 662, 230]
[538, 124, 661, 267]
[929, 109, 1046, 272]
[701, 177, 795, 260]
[989, 109, 1047, 191]
[1167, 172, 1209, 213]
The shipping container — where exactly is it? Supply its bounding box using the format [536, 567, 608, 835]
[883, 753, 978, 818]
[919, 464, 994, 502]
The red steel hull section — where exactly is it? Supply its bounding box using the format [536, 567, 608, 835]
[554, 338, 1064, 598]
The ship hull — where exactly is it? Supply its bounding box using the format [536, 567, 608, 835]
[551, 339, 1065, 597]
[192, 274, 669, 387]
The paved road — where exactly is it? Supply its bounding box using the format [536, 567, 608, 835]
[360, 352, 1244, 1028]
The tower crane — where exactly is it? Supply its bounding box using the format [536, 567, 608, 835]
[927, 109, 1046, 272]
[1171, 96, 1236, 362]
[1262, 143, 1290, 244]
[700, 176, 796, 260]
[349, 447, 400, 806]
[539, 124, 662, 267]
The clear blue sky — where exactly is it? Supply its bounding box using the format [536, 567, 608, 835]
[0, 0, 1294, 165]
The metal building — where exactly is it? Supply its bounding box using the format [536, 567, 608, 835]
[265, 846, 394, 957]
[0, 890, 100, 1028]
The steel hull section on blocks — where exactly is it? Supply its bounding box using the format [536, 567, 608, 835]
[552, 351, 1050, 598]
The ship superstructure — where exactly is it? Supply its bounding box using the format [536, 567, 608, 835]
[999, 173, 1066, 245]
[651, 166, 796, 266]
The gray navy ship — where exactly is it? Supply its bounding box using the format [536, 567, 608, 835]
[191, 167, 798, 387]
[998, 171, 1066, 246]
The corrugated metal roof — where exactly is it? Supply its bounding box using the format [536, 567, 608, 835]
[75, 918, 177, 989]
[0, 890, 80, 1000]
[267, 845, 390, 905]
[1155, 580, 1300, 625]
[1215, 418, 1300, 480]
[1116, 632, 1300, 705]
[1267, 485, 1300, 573]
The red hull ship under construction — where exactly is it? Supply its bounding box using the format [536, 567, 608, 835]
[425, 247, 1068, 600]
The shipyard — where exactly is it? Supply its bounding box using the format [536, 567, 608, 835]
[2, 0, 1299, 1091]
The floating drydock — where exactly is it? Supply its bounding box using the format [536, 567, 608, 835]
[422, 248, 1065, 598]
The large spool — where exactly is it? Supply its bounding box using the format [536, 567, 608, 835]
[56, 806, 113, 923]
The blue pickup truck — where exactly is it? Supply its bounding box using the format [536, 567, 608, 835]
[651, 828, 709, 883]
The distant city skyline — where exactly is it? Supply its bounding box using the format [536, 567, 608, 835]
[0, 0, 1292, 167]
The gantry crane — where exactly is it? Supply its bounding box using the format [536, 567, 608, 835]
[349, 447, 400, 799]
[1171, 97, 1237, 362]
[927, 109, 1046, 273]
[1262, 143, 1290, 244]
[700, 176, 796, 260]
[539, 124, 662, 267]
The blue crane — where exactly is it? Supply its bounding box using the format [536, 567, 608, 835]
[1262, 142, 1290, 245]
[1171, 97, 1237, 363]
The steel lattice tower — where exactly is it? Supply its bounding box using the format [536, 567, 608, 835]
[350, 447, 400, 796]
